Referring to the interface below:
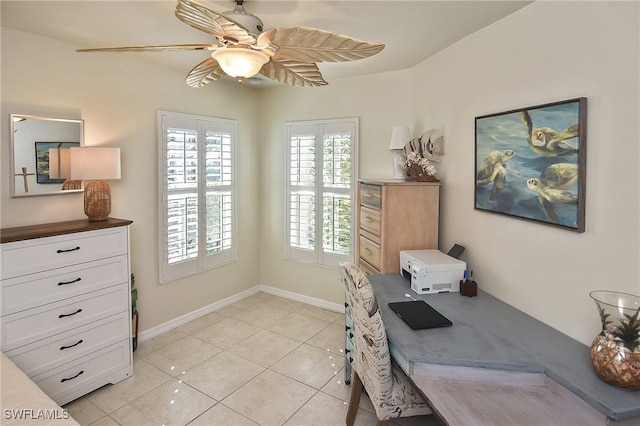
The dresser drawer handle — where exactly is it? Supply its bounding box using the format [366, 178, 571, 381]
[60, 370, 84, 383]
[57, 246, 80, 254]
[58, 277, 82, 286]
[363, 192, 375, 199]
[364, 248, 373, 255]
[365, 216, 374, 223]
[58, 308, 83, 318]
[60, 339, 84, 350]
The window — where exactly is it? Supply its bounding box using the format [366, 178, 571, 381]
[158, 111, 236, 283]
[286, 118, 358, 267]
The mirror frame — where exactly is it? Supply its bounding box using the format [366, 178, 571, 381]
[10, 114, 85, 198]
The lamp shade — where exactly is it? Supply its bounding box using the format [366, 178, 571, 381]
[389, 126, 410, 150]
[70, 147, 121, 180]
[48, 148, 71, 179]
[211, 47, 269, 79]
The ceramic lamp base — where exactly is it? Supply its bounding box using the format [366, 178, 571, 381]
[84, 180, 111, 221]
[392, 151, 405, 180]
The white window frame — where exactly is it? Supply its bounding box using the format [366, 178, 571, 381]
[285, 118, 359, 267]
[158, 110, 237, 283]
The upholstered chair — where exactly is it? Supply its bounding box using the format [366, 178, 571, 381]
[339, 262, 432, 426]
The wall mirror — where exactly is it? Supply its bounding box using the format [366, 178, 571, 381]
[10, 114, 84, 197]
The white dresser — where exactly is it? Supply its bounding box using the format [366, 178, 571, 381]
[1, 218, 133, 406]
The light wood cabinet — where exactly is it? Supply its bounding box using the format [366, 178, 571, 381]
[1, 218, 133, 406]
[357, 180, 439, 274]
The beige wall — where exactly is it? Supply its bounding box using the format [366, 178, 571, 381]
[258, 1, 640, 346]
[408, 0, 639, 345]
[2, 1, 638, 346]
[1, 29, 262, 331]
[257, 70, 414, 305]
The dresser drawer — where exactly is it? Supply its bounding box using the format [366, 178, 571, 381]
[5, 311, 130, 378]
[1, 226, 128, 279]
[359, 236, 381, 270]
[360, 184, 381, 209]
[1, 283, 129, 350]
[2, 255, 128, 315]
[360, 206, 381, 236]
[32, 339, 132, 406]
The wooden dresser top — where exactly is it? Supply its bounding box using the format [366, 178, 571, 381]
[1, 218, 133, 244]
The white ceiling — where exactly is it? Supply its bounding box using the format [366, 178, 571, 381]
[1, 0, 532, 87]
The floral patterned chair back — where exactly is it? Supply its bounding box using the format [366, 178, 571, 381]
[339, 262, 432, 425]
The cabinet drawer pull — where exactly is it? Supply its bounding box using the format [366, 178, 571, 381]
[58, 277, 82, 286]
[365, 216, 374, 223]
[60, 370, 84, 383]
[364, 248, 373, 255]
[363, 192, 375, 199]
[58, 308, 83, 318]
[57, 246, 80, 254]
[60, 339, 84, 350]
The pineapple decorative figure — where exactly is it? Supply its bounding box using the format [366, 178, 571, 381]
[589, 291, 640, 390]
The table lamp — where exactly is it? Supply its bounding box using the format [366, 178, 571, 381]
[389, 126, 410, 179]
[49, 147, 82, 190]
[70, 147, 121, 221]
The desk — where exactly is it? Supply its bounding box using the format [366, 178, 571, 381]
[368, 274, 640, 424]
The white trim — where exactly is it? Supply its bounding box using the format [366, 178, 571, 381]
[157, 110, 237, 284]
[137, 285, 345, 343]
[257, 285, 344, 313]
[284, 117, 359, 266]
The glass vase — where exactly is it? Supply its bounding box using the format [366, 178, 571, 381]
[589, 290, 640, 390]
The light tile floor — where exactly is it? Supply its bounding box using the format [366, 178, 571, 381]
[64, 292, 439, 426]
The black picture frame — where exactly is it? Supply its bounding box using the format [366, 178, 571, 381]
[34, 142, 80, 184]
[475, 98, 587, 232]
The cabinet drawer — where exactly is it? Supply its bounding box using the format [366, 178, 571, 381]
[360, 184, 382, 209]
[358, 258, 380, 275]
[1, 283, 129, 350]
[5, 311, 130, 378]
[1, 227, 128, 279]
[32, 340, 131, 406]
[2, 255, 128, 315]
[360, 206, 381, 236]
[359, 236, 381, 270]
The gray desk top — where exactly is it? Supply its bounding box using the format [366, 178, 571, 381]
[369, 274, 640, 421]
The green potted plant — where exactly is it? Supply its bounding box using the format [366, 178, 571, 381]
[131, 273, 139, 352]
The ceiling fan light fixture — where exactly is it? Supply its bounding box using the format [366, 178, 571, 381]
[211, 47, 269, 80]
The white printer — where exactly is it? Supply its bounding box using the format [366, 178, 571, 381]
[400, 249, 466, 295]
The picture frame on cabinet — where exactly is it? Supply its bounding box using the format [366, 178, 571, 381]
[474, 97, 587, 232]
[34, 142, 79, 184]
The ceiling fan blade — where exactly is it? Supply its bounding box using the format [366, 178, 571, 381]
[271, 27, 384, 63]
[185, 57, 226, 88]
[175, 0, 256, 45]
[77, 44, 218, 53]
[260, 60, 328, 87]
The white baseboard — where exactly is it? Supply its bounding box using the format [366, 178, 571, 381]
[137, 285, 344, 344]
[256, 284, 344, 313]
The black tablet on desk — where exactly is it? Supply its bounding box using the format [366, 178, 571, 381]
[388, 300, 452, 330]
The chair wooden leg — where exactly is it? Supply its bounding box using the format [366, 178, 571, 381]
[346, 371, 363, 426]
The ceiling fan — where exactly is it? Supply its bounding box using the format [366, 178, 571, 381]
[77, 0, 385, 87]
